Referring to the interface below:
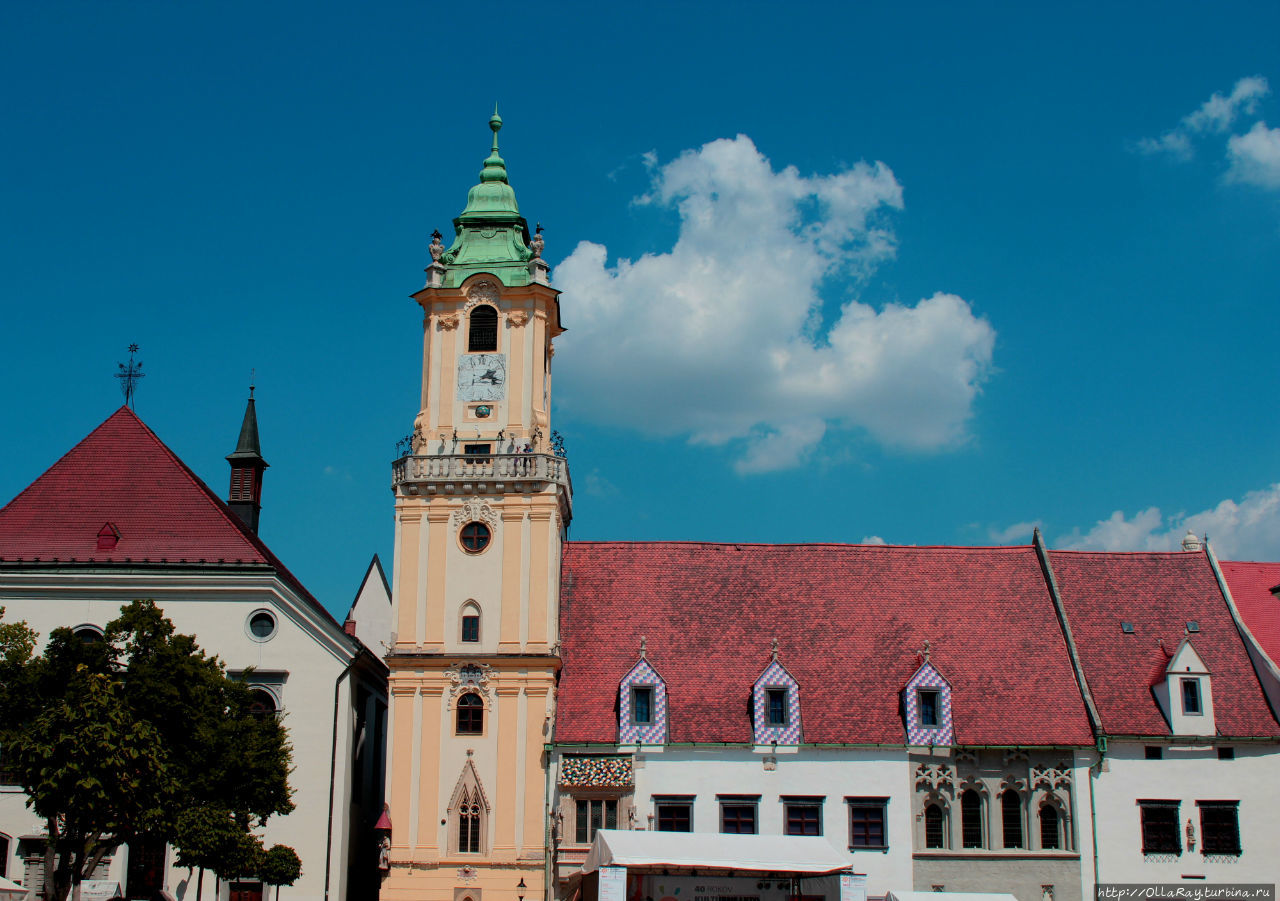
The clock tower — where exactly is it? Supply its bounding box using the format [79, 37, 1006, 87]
[382, 112, 569, 901]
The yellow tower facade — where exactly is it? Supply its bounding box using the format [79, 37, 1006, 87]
[382, 113, 569, 901]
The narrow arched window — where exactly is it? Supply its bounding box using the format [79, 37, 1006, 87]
[1040, 803, 1061, 850]
[961, 790, 983, 848]
[468, 305, 498, 352]
[925, 803, 945, 849]
[1001, 790, 1023, 848]
[460, 602, 481, 643]
[458, 790, 482, 853]
[456, 693, 483, 735]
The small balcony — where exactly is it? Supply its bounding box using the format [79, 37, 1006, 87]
[392, 453, 572, 516]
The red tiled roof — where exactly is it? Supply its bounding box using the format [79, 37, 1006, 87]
[0, 406, 332, 624]
[1048, 550, 1278, 738]
[1220, 560, 1280, 668]
[558, 541, 1096, 747]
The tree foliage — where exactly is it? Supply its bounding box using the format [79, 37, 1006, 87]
[258, 845, 302, 901]
[0, 602, 295, 901]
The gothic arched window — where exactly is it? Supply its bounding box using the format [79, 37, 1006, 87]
[961, 790, 984, 848]
[1001, 790, 1023, 848]
[1040, 802, 1061, 850]
[458, 789, 482, 853]
[924, 803, 946, 849]
[468, 305, 498, 352]
[456, 692, 484, 735]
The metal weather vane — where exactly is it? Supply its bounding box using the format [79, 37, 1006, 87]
[115, 343, 144, 408]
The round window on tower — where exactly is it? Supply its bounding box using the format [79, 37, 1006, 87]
[246, 609, 278, 642]
[460, 522, 492, 554]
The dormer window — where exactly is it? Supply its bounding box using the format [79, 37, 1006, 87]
[903, 657, 954, 746]
[752, 657, 801, 744]
[632, 687, 654, 724]
[619, 657, 667, 744]
[918, 690, 940, 727]
[1181, 678, 1202, 715]
[766, 688, 789, 726]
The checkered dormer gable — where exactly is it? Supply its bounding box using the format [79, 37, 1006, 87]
[618, 658, 668, 744]
[904, 661, 954, 746]
[752, 660, 802, 745]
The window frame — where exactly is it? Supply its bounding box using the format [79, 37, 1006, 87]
[918, 689, 940, 727]
[924, 801, 947, 849]
[782, 796, 824, 837]
[766, 687, 789, 727]
[631, 686, 654, 725]
[467, 305, 499, 353]
[1139, 800, 1181, 855]
[456, 692, 484, 735]
[461, 613, 480, 643]
[1039, 802, 1061, 850]
[574, 798, 618, 845]
[459, 521, 492, 554]
[719, 795, 760, 835]
[1000, 789, 1024, 849]
[1181, 677, 1203, 715]
[1197, 801, 1241, 856]
[846, 797, 888, 850]
[960, 789, 984, 849]
[654, 796, 694, 833]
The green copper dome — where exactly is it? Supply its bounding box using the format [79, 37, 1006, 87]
[439, 107, 535, 287]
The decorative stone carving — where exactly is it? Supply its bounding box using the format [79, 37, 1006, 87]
[464, 279, 499, 311]
[437, 312, 461, 331]
[507, 310, 529, 327]
[914, 763, 954, 792]
[1031, 764, 1074, 791]
[1003, 749, 1029, 766]
[954, 750, 978, 767]
[530, 224, 544, 259]
[446, 662, 493, 700]
[452, 500, 498, 530]
[999, 774, 1028, 794]
[429, 229, 445, 262]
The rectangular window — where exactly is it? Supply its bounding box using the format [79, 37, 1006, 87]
[1181, 678, 1202, 715]
[766, 688, 788, 726]
[783, 797, 824, 836]
[1139, 800, 1181, 854]
[918, 690, 940, 727]
[574, 799, 618, 844]
[719, 796, 759, 834]
[1198, 801, 1241, 855]
[655, 797, 693, 832]
[632, 687, 653, 724]
[847, 798, 888, 849]
[461, 615, 479, 642]
[1218, 747, 1235, 760]
[1145, 746, 1163, 760]
[463, 443, 492, 461]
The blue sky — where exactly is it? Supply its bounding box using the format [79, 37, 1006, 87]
[3, 1, 1279, 618]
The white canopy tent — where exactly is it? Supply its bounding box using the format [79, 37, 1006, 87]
[886, 893, 1017, 901]
[579, 829, 852, 874]
[0, 876, 26, 899]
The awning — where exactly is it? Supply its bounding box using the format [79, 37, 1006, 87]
[579, 829, 851, 875]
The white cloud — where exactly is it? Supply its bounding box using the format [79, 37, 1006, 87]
[1227, 121, 1280, 189]
[1138, 76, 1271, 159]
[553, 135, 995, 474]
[989, 520, 1042, 544]
[860, 535, 888, 545]
[1054, 483, 1280, 560]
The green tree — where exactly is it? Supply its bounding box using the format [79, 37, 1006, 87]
[0, 602, 294, 901]
[258, 845, 302, 901]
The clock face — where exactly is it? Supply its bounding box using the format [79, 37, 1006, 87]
[457, 353, 506, 401]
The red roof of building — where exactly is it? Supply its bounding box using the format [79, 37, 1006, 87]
[0, 406, 331, 623]
[557, 541, 1096, 747]
[1048, 550, 1278, 738]
[1220, 560, 1280, 668]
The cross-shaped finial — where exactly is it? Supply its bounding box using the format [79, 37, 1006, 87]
[249, 368, 255, 398]
[639, 636, 647, 658]
[115, 344, 145, 409]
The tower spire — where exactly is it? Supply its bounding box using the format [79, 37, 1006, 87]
[226, 383, 269, 533]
